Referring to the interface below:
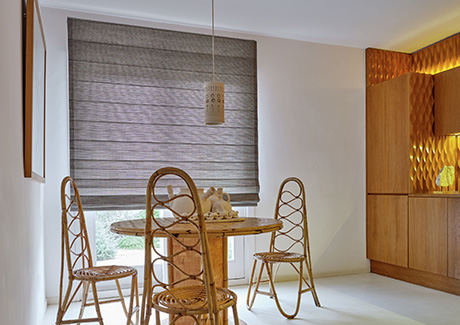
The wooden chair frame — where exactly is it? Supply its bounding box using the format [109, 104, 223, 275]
[246, 177, 320, 319]
[141, 167, 238, 325]
[56, 176, 139, 325]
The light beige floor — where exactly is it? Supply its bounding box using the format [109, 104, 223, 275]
[43, 273, 460, 325]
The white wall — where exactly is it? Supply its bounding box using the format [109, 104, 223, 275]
[256, 37, 367, 277]
[0, 0, 46, 324]
[41, 7, 367, 301]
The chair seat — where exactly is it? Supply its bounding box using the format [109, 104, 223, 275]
[253, 251, 304, 263]
[73, 265, 137, 281]
[152, 285, 236, 314]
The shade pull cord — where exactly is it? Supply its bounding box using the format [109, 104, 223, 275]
[212, 0, 215, 81]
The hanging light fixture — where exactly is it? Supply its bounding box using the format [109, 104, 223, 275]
[204, 0, 225, 125]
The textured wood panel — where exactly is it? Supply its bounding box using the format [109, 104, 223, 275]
[367, 33, 460, 194]
[367, 74, 410, 194]
[448, 199, 460, 279]
[366, 48, 411, 87]
[408, 73, 457, 193]
[412, 34, 460, 74]
[367, 195, 408, 267]
[409, 197, 448, 275]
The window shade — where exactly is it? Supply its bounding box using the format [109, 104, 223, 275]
[68, 18, 259, 210]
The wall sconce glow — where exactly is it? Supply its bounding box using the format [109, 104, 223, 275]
[204, 0, 225, 125]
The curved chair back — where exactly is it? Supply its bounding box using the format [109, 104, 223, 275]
[270, 177, 309, 257]
[60, 176, 94, 280]
[142, 167, 218, 322]
[246, 177, 320, 319]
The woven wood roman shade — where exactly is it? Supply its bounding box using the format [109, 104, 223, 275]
[68, 18, 259, 210]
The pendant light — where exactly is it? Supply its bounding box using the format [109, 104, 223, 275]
[204, 0, 225, 125]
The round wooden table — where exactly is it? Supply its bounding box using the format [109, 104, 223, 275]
[111, 217, 282, 325]
[111, 217, 282, 238]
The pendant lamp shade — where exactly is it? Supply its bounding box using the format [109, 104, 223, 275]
[205, 81, 224, 125]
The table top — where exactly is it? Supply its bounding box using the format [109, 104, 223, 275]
[111, 217, 283, 238]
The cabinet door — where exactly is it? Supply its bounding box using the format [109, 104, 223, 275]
[448, 198, 460, 279]
[434, 66, 460, 136]
[409, 197, 447, 275]
[367, 195, 408, 267]
[367, 74, 410, 194]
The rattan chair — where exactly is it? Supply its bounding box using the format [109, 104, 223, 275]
[56, 176, 139, 325]
[246, 177, 320, 319]
[141, 167, 239, 325]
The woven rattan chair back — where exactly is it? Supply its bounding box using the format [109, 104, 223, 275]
[246, 177, 320, 319]
[60, 176, 93, 278]
[270, 177, 308, 256]
[141, 167, 221, 325]
[57, 177, 139, 325]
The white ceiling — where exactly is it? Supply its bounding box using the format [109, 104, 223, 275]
[41, 0, 460, 53]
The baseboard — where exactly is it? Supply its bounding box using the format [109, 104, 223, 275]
[370, 260, 460, 296]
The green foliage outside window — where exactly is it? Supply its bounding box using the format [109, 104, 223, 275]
[95, 209, 159, 261]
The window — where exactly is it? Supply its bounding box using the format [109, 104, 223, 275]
[67, 18, 259, 211]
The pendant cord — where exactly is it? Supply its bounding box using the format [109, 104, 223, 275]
[212, 0, 215, 81]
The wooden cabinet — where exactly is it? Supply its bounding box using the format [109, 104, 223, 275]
[448, 199, 460, 279]
[435, 66, 460, 136]
[366, 71, 460, 295]
[408, 197, 448, 275]
[366, 74, 410, 194]
[367, 195, 408, 267]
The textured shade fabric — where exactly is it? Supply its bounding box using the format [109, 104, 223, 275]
[68, 18, 259, 210]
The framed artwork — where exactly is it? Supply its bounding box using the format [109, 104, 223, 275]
[24, 0, 47, 182]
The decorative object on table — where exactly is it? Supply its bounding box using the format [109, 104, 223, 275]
[142, 167, 239, 325]
[192, 210, 241, 223]
[56, 177, 139, 325]
[246, 177, 320, 319]
[24, 0, 47, 182]
[211, 188, 232, 214]
[168, 185, 241, 222]
[435, 166, 455, 187]
[167, 185, 216, 215]
[204, 0, 225, 125]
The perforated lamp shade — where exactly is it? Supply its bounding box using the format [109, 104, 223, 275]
[204, 81, 225, 125]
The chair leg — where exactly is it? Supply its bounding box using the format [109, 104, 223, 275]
[141, 271, 151, 325]
[115, 279, 130, 319]
[266, 261, 302, 319]
[246, 259, 257, 309]
[296, 259, 321, 307]
[91, 281, 104, 325]
[304, 260, 321, 307]
[246, 259, 265, 309]
[268, 263, 280, 297]
[143, 299, 151, 325]
[134, 275, 140, 325]
[56, 280, 74, 323]
[125, 274, 137, 325]
[155, 310, 160, 325]
[77, 281, 90, 324]
[231, 303, 239, 325]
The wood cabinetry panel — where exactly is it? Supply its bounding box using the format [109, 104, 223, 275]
[448, 198, 460, 279]
[367, 74, 410, 194]
[435, 66, 460, 136]
[409, 197, 448, 275]
[367, 195, 408, 267]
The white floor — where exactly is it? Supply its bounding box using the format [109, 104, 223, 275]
[43, 273, 460, 325]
